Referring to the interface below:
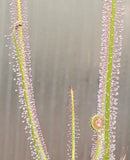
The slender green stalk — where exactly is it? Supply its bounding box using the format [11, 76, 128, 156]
[13, 28, 47, 160]
[104, 0, 117, 159]
[70, 86, 76, 160]
[67, 87, 80, 160]
[11, 0, 49, 159]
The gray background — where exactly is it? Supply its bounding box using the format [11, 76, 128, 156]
[0, 0, 130, 159]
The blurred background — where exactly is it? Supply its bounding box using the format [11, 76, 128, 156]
[0, 0, 130, 159]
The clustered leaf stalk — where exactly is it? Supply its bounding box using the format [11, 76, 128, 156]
[91, 0, 125, 159]
[10, 0, 125, 160]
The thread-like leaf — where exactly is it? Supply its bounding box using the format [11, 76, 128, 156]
[67, 86, 80, 160]
[10, 0, 49, 159]
[91, 0, 124, 159]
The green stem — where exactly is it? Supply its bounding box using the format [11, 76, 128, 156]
[70, 87, 75, 160]
[104, 0, 116, 159]
[12, 31, 41, 160]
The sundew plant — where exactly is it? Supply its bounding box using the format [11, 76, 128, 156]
[10, 1, 79, 160]
[10, 0, 50, 159]
[67, 86, 80, 160]
[9, 0, 125, 160]
[90, 0, 125, 160]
